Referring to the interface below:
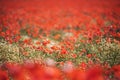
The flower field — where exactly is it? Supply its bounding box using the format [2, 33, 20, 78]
[0, 0, 120, 80]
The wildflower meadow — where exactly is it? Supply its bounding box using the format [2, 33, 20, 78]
[0, 0, 120, 80]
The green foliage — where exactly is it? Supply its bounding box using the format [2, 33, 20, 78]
[0, 38, 120, 66]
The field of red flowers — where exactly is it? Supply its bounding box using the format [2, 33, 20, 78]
[0, 0, 120, 80]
